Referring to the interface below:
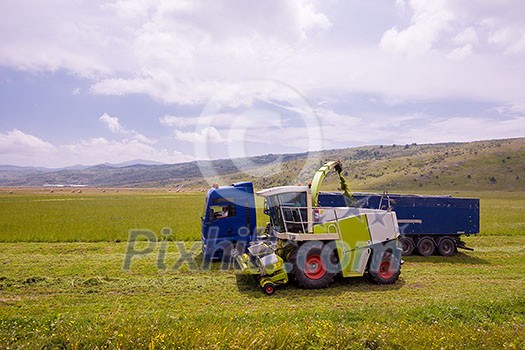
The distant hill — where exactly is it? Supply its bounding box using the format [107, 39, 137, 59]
[101, 159, 166, 167]
[1, 138, 524, 191]
[316, 138, 525, 191]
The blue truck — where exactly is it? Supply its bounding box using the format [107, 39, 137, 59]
[201, 181, 258, 260]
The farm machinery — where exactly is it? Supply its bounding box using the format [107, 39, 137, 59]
[202, 161, 402, 294]
[201, 160, 479, 294]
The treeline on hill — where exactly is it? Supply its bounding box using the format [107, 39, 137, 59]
[0, 138, 524, 191]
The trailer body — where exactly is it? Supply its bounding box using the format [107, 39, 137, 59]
[318, 192, 480, 256]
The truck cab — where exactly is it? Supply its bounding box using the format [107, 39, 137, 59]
[201, 182, 257, 260]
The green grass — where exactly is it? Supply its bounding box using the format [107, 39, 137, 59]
[478, 192, 525, 236]
[0, 189, 204, 242]
[0, 236, 524, 349]
[1, 189, 524, 242]
[0, 188, 524, 348]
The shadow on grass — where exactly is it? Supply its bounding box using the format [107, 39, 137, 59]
[403, 251, 490, 265]
[235, 273, 406, 297]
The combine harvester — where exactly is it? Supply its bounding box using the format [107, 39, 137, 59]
[201, 161, 479, 294]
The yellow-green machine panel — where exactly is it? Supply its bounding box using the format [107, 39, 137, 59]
[314, 214, 372, 277]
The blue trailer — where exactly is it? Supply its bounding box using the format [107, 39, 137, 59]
[318, 192, 480, 256]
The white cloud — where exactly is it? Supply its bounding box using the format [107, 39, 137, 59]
[483, 10, 525, 55]
[452, 27, 478, 46]
[447, 44, 473, 60]
[422, 116, 525, 143]
[62, 137, 192, 166]
[2, 0, 333, 105]
[0, 129, 192, 168]
[175, 126, 226, 144]
[380, 0, 454, 56]
[496, 101, 525, 115]
[99, 112, 156, 145]
[99, 112, 123, 133]
[2, 0, 524, 108]
[506, 33, 525, 55]
[160, 113, 241, 129]
[0, 129, 56, 165]
[296, 0, 332, 35]
[316, 108, 525, 147]
[160, 115, 187, 127]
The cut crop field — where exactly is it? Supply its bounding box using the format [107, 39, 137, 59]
[0, 188, 524, 349]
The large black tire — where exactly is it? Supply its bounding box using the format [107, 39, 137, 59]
[368, 251, 401, 284]
[399, 236, 415, 256]
[290, 241, 337, 289]
[437, 237, 456, 256]
[417, 237, 435, 256]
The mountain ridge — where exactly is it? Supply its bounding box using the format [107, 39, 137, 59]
[1, 138, 524, 191]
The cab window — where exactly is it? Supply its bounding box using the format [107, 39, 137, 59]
[210, 205, 236, 220]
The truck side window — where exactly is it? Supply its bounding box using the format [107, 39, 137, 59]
[211, 205, 236, 220]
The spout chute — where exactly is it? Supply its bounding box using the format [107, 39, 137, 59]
[311, 160, 352, 206]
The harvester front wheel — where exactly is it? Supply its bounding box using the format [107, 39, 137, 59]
[368, 251, 400, 284]
[291, 242, 337, 289]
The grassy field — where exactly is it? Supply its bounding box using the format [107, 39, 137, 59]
[0, 188, 524, 349]
[1, 188, 524, 242]
[0, 188, 204, 242]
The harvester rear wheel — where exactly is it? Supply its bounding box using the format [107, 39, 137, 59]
[291, 242, 337, 289]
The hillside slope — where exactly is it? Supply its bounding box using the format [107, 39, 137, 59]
[325, 138, 525, 191]
[1, 138, 524, 191]
[217, 138, 525, 192]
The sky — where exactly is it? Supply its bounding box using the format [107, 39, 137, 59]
[1, 0, 525, 168]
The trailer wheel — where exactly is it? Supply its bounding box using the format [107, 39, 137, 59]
[437, 237, 456, 256]
[291, 242, 336, 289]
[417, 237, 435, 256]
[399, 236, 415, 256]
[368, 251, 400, 284]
